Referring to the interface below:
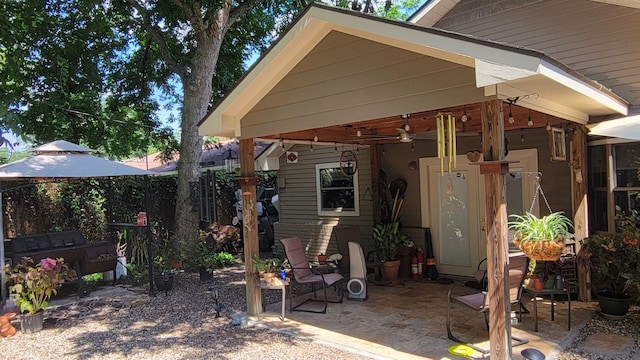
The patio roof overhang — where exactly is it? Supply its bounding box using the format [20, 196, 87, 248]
[587, 114, 640, 141]
[199, 3, 628, 141]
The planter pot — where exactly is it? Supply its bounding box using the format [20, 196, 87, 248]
[598, 293, 632, 320]
[262, 272, 278, 286]
[532, 277, 544, 291]
[154, 272, 174, 295]
[317, 255, 328, 265]
[199, 267, 214, 282]
[20, 311, 44, 333]
[513, 238, 565, 261]
[382, 260, 401, 284]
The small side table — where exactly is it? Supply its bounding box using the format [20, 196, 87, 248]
[257, 278, 290, 321]
[525, 287, 571, 332]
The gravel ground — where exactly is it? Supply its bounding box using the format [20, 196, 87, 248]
[555, 306, 640, 360]
[0, 264, 371, 360]
[2, 264, 639, 360]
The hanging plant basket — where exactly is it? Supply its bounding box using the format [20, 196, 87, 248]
[513, 237, 565, 261]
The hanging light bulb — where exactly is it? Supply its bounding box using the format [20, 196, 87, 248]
[313, 133, 318, 142]
[521, 129, 525, 143]
[280, 138, 285, 149]
[402, 114, 411, 131]
[527, 110, 533, 127]
[355, 145, 359, 154]
[411, 143, 415, 152]
[546, 121, 552, 131]
[461, 105, 468, 123]
[356, 128, 362, 137]
[309, 141, 314, 152]
[382, 144, 386, 155]
[334, 142, 338, 153]
[508, 103, 515, 124]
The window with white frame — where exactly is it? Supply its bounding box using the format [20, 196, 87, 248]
[316, 162, 359, 216]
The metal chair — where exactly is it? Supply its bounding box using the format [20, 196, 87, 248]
[446, 252, 530, 354]
[281, 237, 343, 313]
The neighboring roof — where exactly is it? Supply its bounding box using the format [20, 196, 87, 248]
[199, 3, 628, 139]
[0, 140, 154, 180]
[121, 140, 276, 173]
[407, 0, 640, 25]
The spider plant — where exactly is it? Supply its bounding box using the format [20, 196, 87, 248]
[508, 211, 573, 244]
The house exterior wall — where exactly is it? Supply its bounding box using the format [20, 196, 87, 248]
[382, 128, 571, 235]
[432, 0, 640, 107]
[273, 145, 374, 259]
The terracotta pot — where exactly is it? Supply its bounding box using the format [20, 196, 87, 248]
[382, 259, 401, 284]
[317, 255, 328, 265]
[532, 277, 544, 291]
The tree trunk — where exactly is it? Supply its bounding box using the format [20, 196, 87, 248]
[174, 36, 223, 246]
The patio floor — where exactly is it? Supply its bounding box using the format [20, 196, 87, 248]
[254, 279, 597, 360]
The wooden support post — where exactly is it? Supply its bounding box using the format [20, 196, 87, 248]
[571, 126, 591, 302]
[480, 100, 512, 359]
[239, 138, 261, 316]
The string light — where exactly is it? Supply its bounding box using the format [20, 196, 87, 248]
[521, 129, 525, 143]
[546, 121, 552, 131]
[508, 103, 515, 124]
[334, 142, 338, 153]
[461, 105, 468, 123]
[382, 144, 385, 155]
[411, 143, 415, 152]
[310, 141, 314, 152]
[313, 133, 318, 142]
[356, 128, 362, 137]
[527, 109, 533, 127]
[280, 138, 284, 150]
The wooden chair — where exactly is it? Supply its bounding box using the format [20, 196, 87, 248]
[446, 252, 530, 354]
[281, 237, 343, 313]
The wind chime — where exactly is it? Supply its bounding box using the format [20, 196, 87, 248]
[436, 112, 457, 175]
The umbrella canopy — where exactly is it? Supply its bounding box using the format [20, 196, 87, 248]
[0, 140, 155, 303]
[0, 140, 154, 179]
[587, 114, 640, 141]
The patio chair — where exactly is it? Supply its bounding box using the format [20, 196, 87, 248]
[334, 226, 382, 282]
[464, 258, 487, 291]
[446, 252, 530, 354]
[281, 237, 344, 313]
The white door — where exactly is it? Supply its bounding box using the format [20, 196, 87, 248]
[419, 149, 538, 277]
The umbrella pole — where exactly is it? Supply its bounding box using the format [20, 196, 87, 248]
[145, 175, 155, 297]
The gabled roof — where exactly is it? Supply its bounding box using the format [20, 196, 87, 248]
[199, 3, 627, 139]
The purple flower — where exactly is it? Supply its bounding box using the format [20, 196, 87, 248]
[40, 258, 57, 271]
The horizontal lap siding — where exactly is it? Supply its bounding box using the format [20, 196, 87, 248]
[435, 0, 640, 105]
[274, 145, 374, 260]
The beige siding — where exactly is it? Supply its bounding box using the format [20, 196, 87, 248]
[273, 145, 375, 260]
[381, 128, 571, 230]
[434, 0, 640, 106]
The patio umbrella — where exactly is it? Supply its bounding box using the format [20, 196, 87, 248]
[587, 114, 640, 141]
[0, 140, 155, 303]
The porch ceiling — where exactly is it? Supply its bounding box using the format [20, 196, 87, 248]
[199, 4, 628, 140]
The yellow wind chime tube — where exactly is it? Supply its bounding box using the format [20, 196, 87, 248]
[452, 115, 457, 169]
[437, 114, 444, 175]
[448, 115, 453, 172]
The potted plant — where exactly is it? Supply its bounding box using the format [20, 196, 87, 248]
[198, 252, 236, 282]
[152, 255, 176, 295]
[509, 211, 573, 261]
[251, 255, 282, 285]
[373, 221, 408, 283]
[581, 212, 640, 319]
[3, 257, 71, 333]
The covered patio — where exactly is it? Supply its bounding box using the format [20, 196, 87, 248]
[198, 3, 630, 358]
[257, 280, 596, 359]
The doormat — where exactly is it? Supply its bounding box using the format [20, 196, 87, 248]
[44, 299, 131, 328]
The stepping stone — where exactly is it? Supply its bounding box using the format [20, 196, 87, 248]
[580, 332, 633, 357]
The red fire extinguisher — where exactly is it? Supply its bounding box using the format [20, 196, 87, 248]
[411, 255, 419, 279]
[416, 247, 424, 277]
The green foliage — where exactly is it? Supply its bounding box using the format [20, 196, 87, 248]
[251, 254, 282, 273]
[508, 212, 573, 244]
[582, 212, 640, 296]
[201, 252, 237, 272]
[125, 263, 148, 286]
[373, 221, 407, 261]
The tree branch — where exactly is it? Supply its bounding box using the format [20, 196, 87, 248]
[227, 0, 262, 30]
[169, 0, 205, 34]
[124, 0, 188, 80]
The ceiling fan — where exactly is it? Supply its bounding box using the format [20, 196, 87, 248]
[396, 114, 415, 143]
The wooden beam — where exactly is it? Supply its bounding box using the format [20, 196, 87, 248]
[239, 138, 261, 316]
[571, 126, 591, 302]
[480, 100, 512, 359]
